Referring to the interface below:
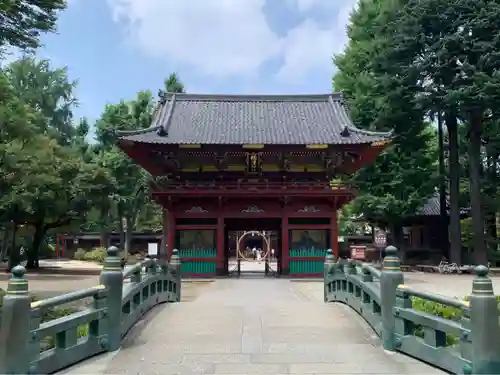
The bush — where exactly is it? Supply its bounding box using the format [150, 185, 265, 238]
[39, 242, 56, 259]
[412, 297, 464, 320]
[73, 248, 87, 261]
[39, 304, 89, 351]
[410, 296, 500, 345]
[0, 288, 5, 307]
[83, 247, 107, 263]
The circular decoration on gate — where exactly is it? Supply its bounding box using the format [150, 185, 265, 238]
[236, 230, 271, 261]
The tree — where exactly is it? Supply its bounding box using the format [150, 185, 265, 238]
[95, 91, 156, 256]
[380, 0, 500, 264]
[162, 73, 185, 94]
[333, 0, 438, 251]
[0, 0, 67, 51]
[10, 138, 111, 268]
[0, 56, 115, 268]
[0, 68, 38, 265]
[5, 57, 78, 144]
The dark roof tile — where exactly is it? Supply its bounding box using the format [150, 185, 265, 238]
[118, 93, 391, 145]
[416, 195, 441, 216]
[415, 194, 469, 217]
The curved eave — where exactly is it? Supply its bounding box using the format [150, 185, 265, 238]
[346, 125, 394, 140]
[116, 125, 163, 137]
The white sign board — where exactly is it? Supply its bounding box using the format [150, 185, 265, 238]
[374, 229, 387, 248]
[148, 243, 158, 257]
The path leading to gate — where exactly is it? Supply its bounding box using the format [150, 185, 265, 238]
[63, 279, 444, 375]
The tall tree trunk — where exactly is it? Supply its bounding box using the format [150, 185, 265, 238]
[468, 113, 487, 265]
[0, 226, 10, 261]
[99, 204, 110, 248]
[117, 205, 125, 250]
[7, 222, 18, 272]
[437, 111, 449, 256]
[390, 223, 404, 260]
[446, 112, 462, 264]
[485, 152, 498, 256]
[27, 224, 45, 269]
[486, 214, 497, 254]
[124, 216, 132, 262]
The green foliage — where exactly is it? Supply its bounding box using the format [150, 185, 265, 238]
[370, 0, 500, 263]
[338, 203, 368, 236]
[411, 296, 500, 345]
[4, 57, 78, 143]
[412, 297, 464, 345]
[0, 0, 67, 52]
[73, 248, 86, 261]
[0, 5, 174, 268]
[0, 288, 5, 307]
[461, 218, 473, 251]
[41, 306, 78, 323]
[0, 57, 117, 268]
[333, 0, 438, 230]
[412, 297, 464, 321]
[38, 304, 89, 351]
[82, 247, 107, 263]
[38, 242, 55, 259]
[161, 72, 185, 95]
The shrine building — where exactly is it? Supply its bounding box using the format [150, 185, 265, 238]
[116, 93, 392, 277]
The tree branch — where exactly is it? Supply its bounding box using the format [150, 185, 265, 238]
[44, 217, 71, 230]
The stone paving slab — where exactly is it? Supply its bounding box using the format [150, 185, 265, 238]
[62, 278, 444, 375]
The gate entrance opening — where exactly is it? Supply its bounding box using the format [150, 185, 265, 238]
[223, 217, 281, 277]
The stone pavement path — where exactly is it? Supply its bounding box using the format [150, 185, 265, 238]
[64, 278, 443, 375]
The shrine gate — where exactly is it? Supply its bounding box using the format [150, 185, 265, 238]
[116, 93, 391, 277]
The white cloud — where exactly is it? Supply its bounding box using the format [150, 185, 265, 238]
[295, 0, 337, 12]
[277, 0, 356, 82]
[106, 0, 357, 82]
[107, 0, 281, 78]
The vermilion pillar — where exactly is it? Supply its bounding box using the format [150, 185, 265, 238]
[167, 211, 175, 259]
[216, 216, 225, 275]
[281, 216, 289, 274]
[331, 209, 339, 257]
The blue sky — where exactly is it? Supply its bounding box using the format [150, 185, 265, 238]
[31, 0, 356, 131]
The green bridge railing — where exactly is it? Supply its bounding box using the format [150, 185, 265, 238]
[324, 246, 500, 374]
[0, 246, 182, 374]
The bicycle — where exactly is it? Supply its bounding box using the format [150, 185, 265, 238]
[438, 261, 462, 274]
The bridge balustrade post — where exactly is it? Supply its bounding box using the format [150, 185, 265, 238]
[323, 249, 335, 302]
[469, 265, 500, 374]
[169, 249, 182, 302]
[346, 259, 357, 275]
[99, 246, 123, 352]
[148, 258, 157, 275]
[0, 266, 32, 374]
[380, 245, 404, 351]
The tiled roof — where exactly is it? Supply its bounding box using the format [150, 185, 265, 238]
[415, 194, 469, 217]
[416, 195, 441, 216]
[118, 93, 392, 145]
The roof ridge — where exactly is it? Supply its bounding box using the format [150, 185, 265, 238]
[160, 92, 344, 102]
[157, 94, 177, 137]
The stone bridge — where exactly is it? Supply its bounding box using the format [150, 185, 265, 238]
[0, 247, 499, 375]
